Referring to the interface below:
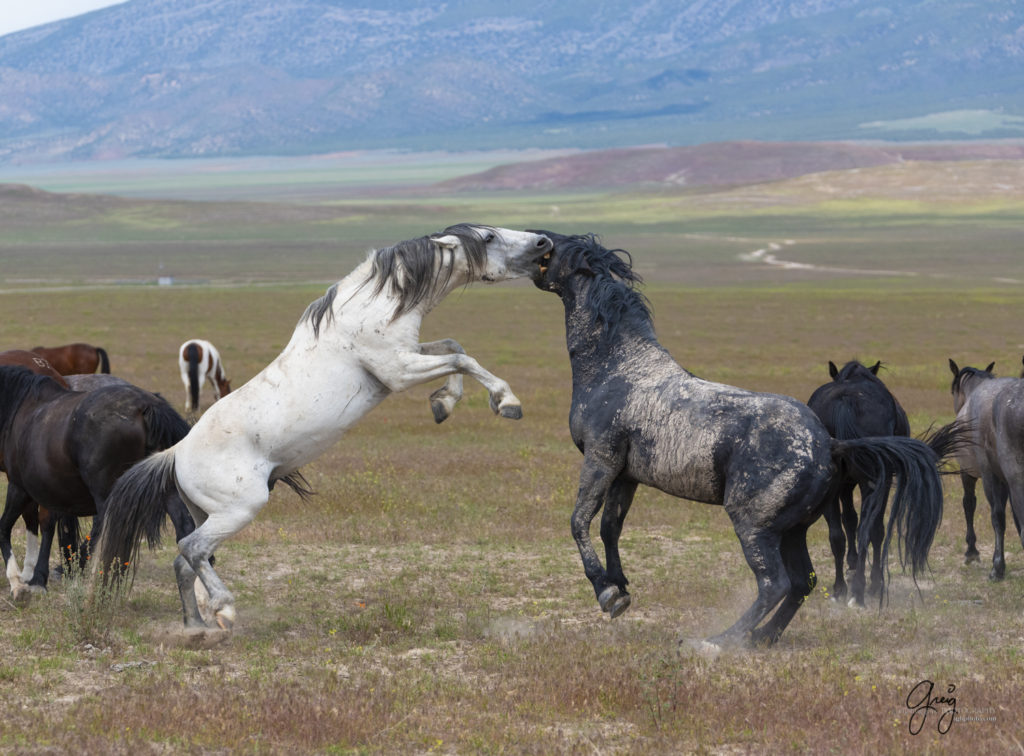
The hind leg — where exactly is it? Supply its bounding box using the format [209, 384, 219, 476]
[823, 494, 847, 600]
[750, 526, 815, 647]
[706, 528, 789, 649]
[175, 495, 260, 630]
[961, 473, 980, 564]
[840, 483, 858, 573]
[982, 475, 1009, 581]
[866, 505, 886, 598]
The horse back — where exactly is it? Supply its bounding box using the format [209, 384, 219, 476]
[579, 360, 831, 507]
[957, 377, 1024, 476]
[808, 377, 909, 439]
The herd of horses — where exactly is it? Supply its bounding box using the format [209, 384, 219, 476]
[0, 224, 1019, 649]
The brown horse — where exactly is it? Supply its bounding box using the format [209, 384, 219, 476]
[0, 350, 68, 387]
[31, 343, 110, 375]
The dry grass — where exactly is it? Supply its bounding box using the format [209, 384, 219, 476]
[2, 188, 1024, 752]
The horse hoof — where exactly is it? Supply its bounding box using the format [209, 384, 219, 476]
[846, 597, 866, 609]
[988, 570, 1005, 582]
[597, 585, 630, 617]
[430, 400, 450, 424]
[607, 592, 631, 618]
[499, 404, 523, 420]
[964, 552, 980, 565]
[11, 585, 32, 606]
[215, 605, 236, 631]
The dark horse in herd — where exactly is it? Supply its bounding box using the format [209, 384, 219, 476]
[807, 360, 911, 606]
[0, 366, 193, 600]
[527, 230, 962, 648]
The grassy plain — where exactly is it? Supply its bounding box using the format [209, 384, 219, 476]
[2, 159, 1024, 753]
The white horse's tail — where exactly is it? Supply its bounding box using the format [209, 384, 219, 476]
[98, 448, 179, 585]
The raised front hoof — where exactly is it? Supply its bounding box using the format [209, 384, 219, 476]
[498, 404, 523, 420]
[430, 399, 451, 424]
[597, 585, 631, 618]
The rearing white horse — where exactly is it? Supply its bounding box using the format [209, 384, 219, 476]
[100, 224, 553, 630]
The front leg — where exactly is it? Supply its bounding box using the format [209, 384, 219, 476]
[599, 476, 638, 618]
[370, 348, 523, 420]
[572, 455, 630, 617]
[0, 485, 33, 602]
[419, 339, 467, 423]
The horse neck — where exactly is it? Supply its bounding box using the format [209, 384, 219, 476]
[559, 285, 659, 383]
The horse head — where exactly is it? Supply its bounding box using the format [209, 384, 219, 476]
[949, 358, 996, 413]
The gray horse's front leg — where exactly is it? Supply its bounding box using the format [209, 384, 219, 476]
[598, 476, 638, 618]
[573, 457, 631, 618]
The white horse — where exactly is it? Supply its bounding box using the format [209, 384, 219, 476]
[178, 339, 231, 416]
[100, 224, 553, 630]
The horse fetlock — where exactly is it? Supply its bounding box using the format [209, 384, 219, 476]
[429, 391, 458, 424]
[215, 604, 236, 631]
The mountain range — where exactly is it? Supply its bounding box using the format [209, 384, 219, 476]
[0, 0, 1022, 163]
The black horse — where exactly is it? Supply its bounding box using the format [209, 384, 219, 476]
[807, 360, 911, 605]
[0, 366, 195, 600]
[528, 231, 961, 648]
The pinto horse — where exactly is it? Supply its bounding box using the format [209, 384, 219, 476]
[949, 359, 1024, 580]
[807, 360, 911, 605]
[99, 225, 552, 631]
[528, 231, 961, 648]
[31, 343, 110, 375]
[178, 339, 231, 416]
[0, 366, 193, 601]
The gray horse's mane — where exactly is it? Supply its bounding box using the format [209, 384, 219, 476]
[300, 224, 492, 337]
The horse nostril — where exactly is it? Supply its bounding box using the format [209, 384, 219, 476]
[536, 237, 553, 250]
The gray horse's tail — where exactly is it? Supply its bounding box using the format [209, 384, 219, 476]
[830, 434, 947, 602]
[185, 343, 201, 411]
[98, 448, 179, 585]
[96, 347, 110, 374]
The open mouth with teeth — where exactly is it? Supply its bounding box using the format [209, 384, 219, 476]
[536, 249, 553, 276]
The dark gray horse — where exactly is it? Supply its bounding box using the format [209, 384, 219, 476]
[529, 231, 961, 648]
[807, 360, 911, 605]
[949, 359, 1024, 580]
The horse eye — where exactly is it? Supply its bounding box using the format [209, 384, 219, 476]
[483, 232, 495, 243]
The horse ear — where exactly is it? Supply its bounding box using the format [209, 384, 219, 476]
[432, 235, 460, 253]
[828, 361, 838, 378]
[949, 359, 959, 377]
[870, 361, 881, 375]
[986, 362, 995, 374]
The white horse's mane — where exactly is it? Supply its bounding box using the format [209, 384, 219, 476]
[301, 224, 495, 337]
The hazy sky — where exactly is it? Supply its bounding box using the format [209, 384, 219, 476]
[0, 0, 127, 37]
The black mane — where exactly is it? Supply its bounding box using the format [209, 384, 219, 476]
[0, 367, 61, 440]
[300, 224, 494, 337]
[560, 234, 652, 343]
[952, 364, 994, 395]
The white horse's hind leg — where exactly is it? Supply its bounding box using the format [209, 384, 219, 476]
[419, 339, 466, 423]
[175, 504, 260, 630]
